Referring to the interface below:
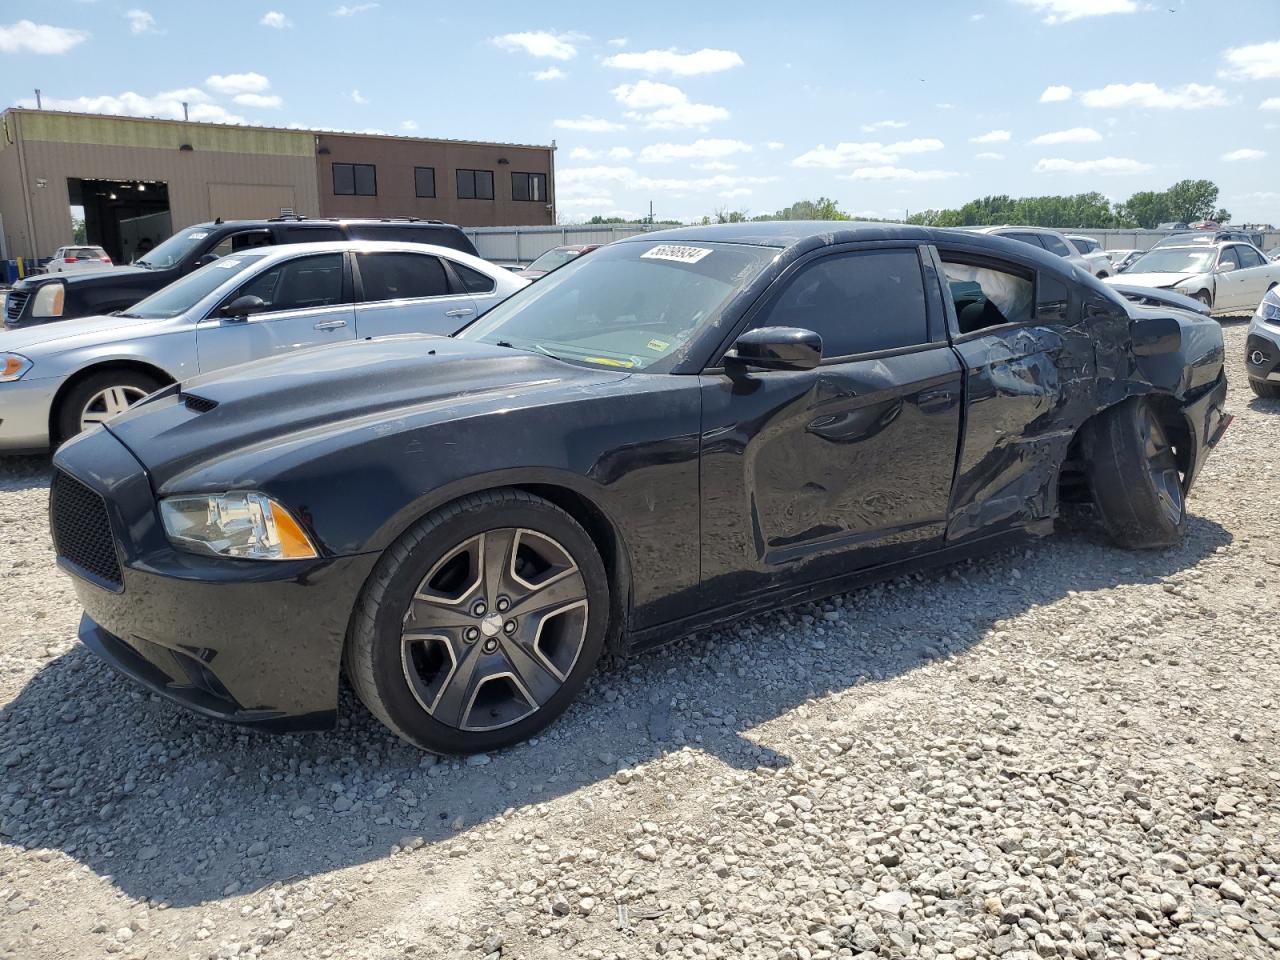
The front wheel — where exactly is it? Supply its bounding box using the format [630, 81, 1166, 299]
[1085, 398, 1186, 548]
[1193, 291, 1212, 310]
[1250, 378, 1280, 399]
[55, 368, 164, 445]
[345, 490, 610, 754]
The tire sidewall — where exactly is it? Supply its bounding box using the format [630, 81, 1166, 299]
[363, 499, 609, 754]
[56, 370, 162, 444]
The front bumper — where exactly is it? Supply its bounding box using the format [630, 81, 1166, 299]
[52, 426, 379, 731]
[1180, 372, 1230, 491]
[0, 376, 60, 452]
[1246, 316, 1280, 385]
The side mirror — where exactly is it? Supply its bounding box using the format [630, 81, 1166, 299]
[193, 253, 219, 269]
[220, 295, 266, 320]
[725, 326, 822, 372]
[1217, 260, 1236, 273]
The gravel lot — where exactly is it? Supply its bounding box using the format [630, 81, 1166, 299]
[1, 319, 1277, 960]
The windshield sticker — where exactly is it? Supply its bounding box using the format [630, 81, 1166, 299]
[214, 258, 241, 268]
[646, 338, 671, 352]
[583, 357, 635, 368]
[641, 244, 712, 264]
[187, 231, 209, 240]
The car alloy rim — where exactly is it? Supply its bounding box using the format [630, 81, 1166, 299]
[80, 385, 149, 430]
[401, 527, 589, 732]
[1141, 408, 1183, 527]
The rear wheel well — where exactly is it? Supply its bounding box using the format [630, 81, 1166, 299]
[49, 361, 175, 439]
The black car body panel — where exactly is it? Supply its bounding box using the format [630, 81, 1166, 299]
[6, 218, 477, 327]
[50, 222, 1229, 731]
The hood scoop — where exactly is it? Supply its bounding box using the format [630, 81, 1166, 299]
[182, 392, 219, 413]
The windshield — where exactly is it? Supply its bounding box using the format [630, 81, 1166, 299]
[1127, 248, 1215, 275]
[123, 255, 266, 318]
[136, 227, 214, 269]
[527, 248, 582, 273]
[457, 240, 778, 371]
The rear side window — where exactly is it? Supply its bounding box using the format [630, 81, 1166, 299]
[450, 261, 496, 293]
[761, 249, 928, 358]
[1042, 234, 1075, 258]
[357, 253, 450, 301]
[1004, 232, 1045, 249]
[235, 254, 345, 313]
[284, 226, 345, 243]
[1071, 237, 1098, 254]
[1236, 245, 1265, 268]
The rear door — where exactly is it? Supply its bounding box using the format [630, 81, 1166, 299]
[1229, 244, 1272, 311]
[1214, 245, 1247, 311]
[195, 251, 355, 372]
[353, 250, 477, 337]
[699, 244, 962, 599]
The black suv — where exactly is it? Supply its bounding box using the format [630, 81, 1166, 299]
[4, 217, 478, 327]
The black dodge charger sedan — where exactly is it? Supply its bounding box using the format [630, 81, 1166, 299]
[50, 223, 1231, 754]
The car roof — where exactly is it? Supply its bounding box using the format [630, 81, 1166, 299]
[621, 220, 937, 249]
[235, 239, 496, 268]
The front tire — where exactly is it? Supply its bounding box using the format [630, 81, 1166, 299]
[1193, 290, 1212, 311]
[55, 368, 164, 445]
[345, 490, 609, 754]
[1085, 398, 1186, 548]
[1250, 378, 1280, 399]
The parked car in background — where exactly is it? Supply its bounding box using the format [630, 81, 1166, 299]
[1105, 248, 1144, 273]
[1157, 222, 1190, 231]
[1265, 247, 1280, 262]
[1153, 230, 1259, 250]
[1064, 234, 1113, 278]
[0, 241, 525, 452]
[4, 217, 479, 328]
[48, 222, 1228, 754]
[515, 244, 601, 280]
[1245, 286, 1280, 399]
[965, 226, 1093, 275]
[47, 246, 113, 274]
[1103, 240, 1280, 315]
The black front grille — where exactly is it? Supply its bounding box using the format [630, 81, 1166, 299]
[50, 471, 123, 589]
[5, 290, 31, 322]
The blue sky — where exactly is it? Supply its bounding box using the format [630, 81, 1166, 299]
[2, 0, 1278, 224]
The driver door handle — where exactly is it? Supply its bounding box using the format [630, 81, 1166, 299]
[445, 307, 474, 318]
[314, 319, 347, 331]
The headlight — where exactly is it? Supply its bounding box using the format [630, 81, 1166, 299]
[0, 353, 32, 382]
[1257, 289, 1280, 323]
[159, 491, 317, 560]
[31, 283, 65, 318]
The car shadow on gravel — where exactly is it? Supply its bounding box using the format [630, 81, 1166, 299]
[0, 514, 1231, 909]
[0, 455, 52, 492]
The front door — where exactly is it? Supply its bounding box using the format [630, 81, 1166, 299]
[195, 251, 355, 373]
[353, 251, 478, 338]
[1213, 245, 1248, 311]
[699, 246, 963, 603]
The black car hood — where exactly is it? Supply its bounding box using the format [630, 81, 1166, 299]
[14, 264, 153, 290]
[107, 335, 628, 491]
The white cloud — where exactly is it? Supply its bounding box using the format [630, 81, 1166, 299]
[0, 20, 89, 54]
[125, 10, 158, 34]
[969, 12, 986, 21]
[839, 166, 960, 181]
[16, 88, 243, 124]
[608, 146, 633, 160]
[861, 119, 909, 132]
[640, 138, 752, 163]
[1221, 148, 1266, 162]
[603, 48, 743, 76]
[1034, 156, 1152, 174]
[554, 115, 625, 132]
[1039, 84, 1072, 102]
[348, 88, 368, 104]
[719, 187, 752, 198]
[206, 72, 270, 95]
[333, 3, 378, 15]
[612, 80, 726, 129]
[534, 67, 565, 81]
[970, 129, 1011, 143]
[260, 11, 291, 28]
[633, 102, 729, 129]
[975, 152, 1005, 160]
[612, 80, 685, 109]
[1261, 97, 1280, 111]
[492, 30, 578, 60]
[558, 164, 775, 197]
[1030, 126, 1102, 144]
[695, 160, 736, 171]
[1014, 0, 1137, 24]
[765, 141, 785, 150]
[400, 120, 418, 132]
[568, 147, 598, 160]
[1220, 39, 1280, 81]
[793, 138, 944, 168]
[936, 102, 955, 110]
[1080, 82, 1228, 109]
[607, 37, 627, 46]
[234, 93, 282, 108]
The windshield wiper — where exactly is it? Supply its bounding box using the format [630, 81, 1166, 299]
[114, 312, 143, 318]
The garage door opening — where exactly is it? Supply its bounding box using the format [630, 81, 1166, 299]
[68, 177, 172, 265]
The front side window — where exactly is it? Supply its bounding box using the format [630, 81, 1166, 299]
[415, 166, 436, 198]
[234, 253, 345, 313]
[1042, 234, 1075, 258]
[284, 226, 345, 243]
[126, 254, 267, 318]
[333, 162, 377, 196]
[942, 255, 1035, 334]
[512, 172, 547, 202]
[759, 249, 928, 358]
[1218, 247, 1241, 270]
[357, 252, 450, 301]
[457, 169, 494, 200]
[209, 230, 273, 258]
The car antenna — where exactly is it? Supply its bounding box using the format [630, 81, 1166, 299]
[214, 217, 223, 224]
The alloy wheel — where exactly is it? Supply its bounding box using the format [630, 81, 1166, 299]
[1141, 408, 1183, 527]
[80, 385, 149, 430]
[400, 528, 589, 732]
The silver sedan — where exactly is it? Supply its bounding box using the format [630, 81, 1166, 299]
[0, 240, 527, 452]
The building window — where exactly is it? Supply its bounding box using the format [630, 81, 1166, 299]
[414, 166, 436, 198]
[511, 172, 547, 202]
[333, 163, 377, 196]
[456, 169, 494, 200]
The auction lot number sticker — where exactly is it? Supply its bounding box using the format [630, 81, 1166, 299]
[642, 244, 713, 264]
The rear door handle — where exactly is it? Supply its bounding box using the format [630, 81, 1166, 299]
[313, 319, 347, 331]
[444, 307, 474, 318]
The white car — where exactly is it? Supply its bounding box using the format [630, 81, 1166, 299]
[0, 240, 527, 451]
[965, 226, 1094, 275]
[1105, 248, 1143, 273]
[47, 246, 113, 273]
[1064, 235, 1113, 278]
[1103, 241, 1280, 316]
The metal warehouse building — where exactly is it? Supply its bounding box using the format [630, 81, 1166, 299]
[0, 109, 556, 264]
